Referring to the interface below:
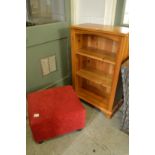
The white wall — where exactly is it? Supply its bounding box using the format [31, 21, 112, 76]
[77, 0, 106, 24]
[72, 0, 117, 25]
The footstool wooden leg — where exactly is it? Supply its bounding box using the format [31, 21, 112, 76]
[77, 129, 82, 131]
[38, 141, 44, 144]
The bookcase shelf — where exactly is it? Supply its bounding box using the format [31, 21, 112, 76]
[77, 47, 116, 65]
[71, 23, 129, 118]
[76, 68, 112, 88]
[77, 88, 109, 112]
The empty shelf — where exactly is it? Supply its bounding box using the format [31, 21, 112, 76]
[76, 68, 112, 88]
[77, 88, 108, 111]
[76, 47, 116, 65]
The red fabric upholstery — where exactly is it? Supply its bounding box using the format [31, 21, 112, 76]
[27, 85, 86, 143]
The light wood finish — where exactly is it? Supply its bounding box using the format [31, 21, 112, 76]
[71, 23, 129, 118]
[76, 68, 112, 88]
[71, 23, 129, 36]
[77, 47, 116, 65]
[77, 88, 109, 111]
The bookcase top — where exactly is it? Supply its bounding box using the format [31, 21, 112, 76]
[71, 23, 129, 36]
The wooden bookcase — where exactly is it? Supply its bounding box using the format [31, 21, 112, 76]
[71, 24, 129, 118]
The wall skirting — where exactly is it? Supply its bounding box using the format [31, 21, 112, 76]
[27, 74, 71, 94]
[37, 74, 72, 91]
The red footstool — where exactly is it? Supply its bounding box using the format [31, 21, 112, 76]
[27, 85, 86, 143]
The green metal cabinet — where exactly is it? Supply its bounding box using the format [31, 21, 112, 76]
[26, 0, 71, 92]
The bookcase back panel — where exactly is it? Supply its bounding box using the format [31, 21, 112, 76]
[75, 34, 86, 49]
[78, 55, 114, 75]
[78, 77, 110, 99]
[87, 35, 119, 54]
[75, 34, 119, 54]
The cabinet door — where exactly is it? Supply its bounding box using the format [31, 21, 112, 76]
[27, 0, 71, 92]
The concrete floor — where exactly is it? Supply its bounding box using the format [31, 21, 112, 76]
[26, 102, 129, 155]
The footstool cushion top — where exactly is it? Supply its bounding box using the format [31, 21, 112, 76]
[27, 85, 84, 124]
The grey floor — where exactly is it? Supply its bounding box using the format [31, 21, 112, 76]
[26, 102, 129, 155]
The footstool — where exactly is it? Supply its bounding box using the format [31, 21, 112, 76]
[27, 85, 86, 143]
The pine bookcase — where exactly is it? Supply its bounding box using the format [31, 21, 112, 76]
[71, 23, 129, 118]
